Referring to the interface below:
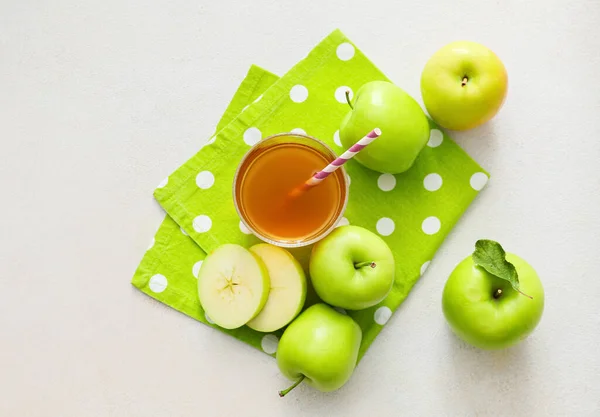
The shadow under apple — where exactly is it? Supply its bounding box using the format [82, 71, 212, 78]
[444, 118, 501, 170]
[437, 324, 539, 415]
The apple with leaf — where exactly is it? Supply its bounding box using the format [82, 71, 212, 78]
[442, 240, 544, 349]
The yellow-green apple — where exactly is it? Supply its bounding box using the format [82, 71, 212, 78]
[277, 304, 362, 396]
[310, 225, 395, 310]
[421, 41, 508, 130]
[442, 240, 544, 349]
[340, 81, 430, 174]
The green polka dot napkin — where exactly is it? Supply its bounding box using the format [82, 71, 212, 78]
[132, 29, 489, 360]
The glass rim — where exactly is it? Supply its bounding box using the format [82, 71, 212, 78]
[232, 132, 349, 248]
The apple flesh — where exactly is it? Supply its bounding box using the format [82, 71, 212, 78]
[197, 244, 270, 329]
[421, 41, 508, 130]
[309, 225, 395, 310]
[442, 253, 544, 349]
[277, 303, 362, 396]
[340, 81, 430, 174]
[246, 244, 307, 333]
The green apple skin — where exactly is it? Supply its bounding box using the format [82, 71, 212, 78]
[276, 304, 362, 393]
[421, 41, 508, 131]
[310, 225, 395, 310]
[442, 253, 544, 350]
[339, 81, 430, 174]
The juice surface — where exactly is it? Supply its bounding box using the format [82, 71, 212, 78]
[238, 142, 344, 241]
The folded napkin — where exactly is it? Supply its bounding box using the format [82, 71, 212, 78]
[132, 65, 279, 349]
[132, 29, 489, 360]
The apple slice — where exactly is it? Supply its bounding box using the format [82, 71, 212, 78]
[197, 244, 270, 329]
[246, 244, 307, 332]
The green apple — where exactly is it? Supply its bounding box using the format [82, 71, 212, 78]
[246, 244, 307, 332]
[421, 41, 508, 130]
[339, 81, 430, 174]
[197, 244, 270, 329]
[442, 240, 544, 349]
[277, 303, 362, 396]
[309, 225, 395, 310]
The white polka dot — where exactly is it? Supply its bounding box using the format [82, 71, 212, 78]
[470, 172, 489, 191]
[422, 216, 441, 235]
[196, 171, 215, 189]
[192, 260, 203, 278]
[336, 42, 355, 61]
[193, 215, 212, 233]
[335, 86, 352, 104]
[289, 85, 308, 103]
[374, 306, 392, 325]
[423, 173, 443, 191]
[243, 127, 262, 146]
[239, 221, 252, 235]
[147, 237, 155, 250]
[204, 313, 215, 324]
[336, 217, 350, 227]
[377, 174, 396, 192]
[420, 261, 431, 276]
[261, 334, 279, 354]
[376, 217, 395, 236]
[180, 227, 188, 236]
[428, 129, 443, 147]
[149, 274, 168, 293]
[254, 94, 263, 103]
[333, 130, 342, 147]
[157, 177, 168, 189]
[333, 306, 347, 315]
[291, 128, 306, 135]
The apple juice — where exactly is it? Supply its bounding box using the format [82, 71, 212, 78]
[234, 134, 347, 246]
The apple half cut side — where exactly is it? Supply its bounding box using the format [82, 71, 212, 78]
[246, 244, 307, 333]
[197, 244, 270, 329]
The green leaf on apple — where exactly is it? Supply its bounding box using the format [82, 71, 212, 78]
[472, 240, 533, 299]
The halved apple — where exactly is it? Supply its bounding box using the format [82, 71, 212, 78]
[197, 244, 270, 329]
[246, 244, 307, 332]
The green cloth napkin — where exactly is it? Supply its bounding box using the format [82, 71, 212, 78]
[132, 29, 489, 360]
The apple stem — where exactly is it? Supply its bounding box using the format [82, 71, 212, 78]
[278, 375, 305, 398]
[354, 261, 376, 269]
[461, 76, 468, 87]
[345, 90, 353, 109]
[494, 287, 534, 300]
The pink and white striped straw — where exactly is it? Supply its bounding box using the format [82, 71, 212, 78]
[289, 128, 381, 198]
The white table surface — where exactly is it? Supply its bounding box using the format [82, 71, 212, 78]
[2, 0, 599, 415]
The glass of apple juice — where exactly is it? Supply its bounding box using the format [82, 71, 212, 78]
[233, 132, 349, 248]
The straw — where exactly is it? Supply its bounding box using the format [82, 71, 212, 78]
[288, 128, 382, 198]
